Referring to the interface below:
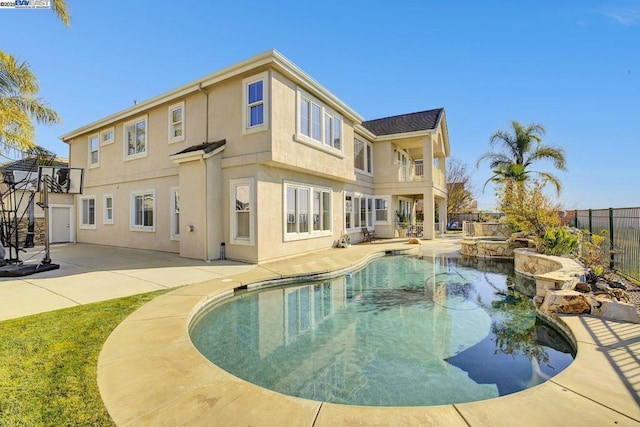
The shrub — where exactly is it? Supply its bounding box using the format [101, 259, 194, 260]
[541, 227, 580, 256]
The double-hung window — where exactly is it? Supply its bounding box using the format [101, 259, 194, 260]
[88, 134, 99, 167]
[124, 116, 148, 160]
[168, 102, 185, 143]
[79, 196, 96, 229]
[243, 72, 269, 134]
[131, 190, 155, 232]
[375, 198, 389, 223]
[297, 90, 342, 151]
[285, 182, 331, 240]
[103, 194, 114, 225]
[230, 178, 254, 245]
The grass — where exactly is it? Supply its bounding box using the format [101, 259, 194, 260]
[0, 289, 171, 426]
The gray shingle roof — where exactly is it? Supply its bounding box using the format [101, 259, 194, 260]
[172, 139, 226, 156]
[0, 157, 68, 173]
[361, 108, 444, 136]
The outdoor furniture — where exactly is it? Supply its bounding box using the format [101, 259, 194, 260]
[361, 227, 376, 243]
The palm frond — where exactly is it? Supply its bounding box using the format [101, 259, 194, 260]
[52, 0, 70, 27]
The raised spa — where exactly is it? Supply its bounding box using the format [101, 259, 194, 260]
[190, 255, 574, 406]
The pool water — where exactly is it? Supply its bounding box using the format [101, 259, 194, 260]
[190, 256, 574, 406]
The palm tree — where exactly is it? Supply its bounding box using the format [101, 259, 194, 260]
[0, 0, 68, 153]
[0, 52, 61, 152]
[477, 121, 567, 195]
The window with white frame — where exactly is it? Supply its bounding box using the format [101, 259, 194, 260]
[130, 190, 155, 231]
[345, 195, 352, 229]
[170, 187, 180, 240]
[297, 89, 342, 151]
[100, 127, 114, 145]
[375, 198, 389, 223]
[103, 194, 114, 224]
[80, 196, 96, 229]
[285, 182, 331, 240]
[242, 72, 269, 133]
[88, 134, 99, 167]
[168, 102, 185, 143]
[230, 178, 254, 245]
[354, 137, 373, 173]
[124, 116, 147, 160]
[345, 193, 376, 229]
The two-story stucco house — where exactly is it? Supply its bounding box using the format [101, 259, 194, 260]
[60, 50, 449, 264]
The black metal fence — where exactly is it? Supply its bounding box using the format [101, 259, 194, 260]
[573, 207, 640, 281]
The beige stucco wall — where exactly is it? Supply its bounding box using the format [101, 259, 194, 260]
[269, 70, 356, 182]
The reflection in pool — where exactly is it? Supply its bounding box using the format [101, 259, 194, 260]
[190, 256, 574, 406]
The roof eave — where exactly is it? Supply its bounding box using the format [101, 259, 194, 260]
[373, 129, 436, 141]
[60, 49, 364, 142]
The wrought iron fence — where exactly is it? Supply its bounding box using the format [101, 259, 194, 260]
[574, 207, 640, 281]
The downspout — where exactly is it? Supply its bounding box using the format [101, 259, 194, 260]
[198, 83, 210, 261]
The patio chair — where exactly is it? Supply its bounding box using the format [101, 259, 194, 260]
[361, 227, 376, 243]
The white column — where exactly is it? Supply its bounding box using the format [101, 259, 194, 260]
[423, 136, 435, 239]
[438, 197, 447, 235]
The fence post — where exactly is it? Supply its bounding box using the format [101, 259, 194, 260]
[609, 208, 615, 269]
[588, 209, 593, 235]
[574, 210, 578, 228]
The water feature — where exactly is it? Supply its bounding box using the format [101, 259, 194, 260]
[190, 255, 574, 406]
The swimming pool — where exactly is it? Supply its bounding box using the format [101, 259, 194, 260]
[190, 255, 574, 406]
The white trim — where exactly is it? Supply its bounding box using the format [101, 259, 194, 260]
[130, 189, 156, 232]
[230, 178, 255, 245]
[88, 133, 99, 168]
[60, 50, 363, 142]
[100, 127, 115, 145]
[103, 193, 114, 225]
[283, 181, 332, 242]
[49, 204, 75, 243]
[295, 88, 343, 154]
[242, 71, 269, 135]
[354, 137, 373, 175]
[78, 195, 97, 229]
[170, 186, 180, 241]
[123, 115, 148, 161]
[168, 101, 185, 144]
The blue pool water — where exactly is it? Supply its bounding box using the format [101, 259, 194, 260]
[190, 256, 574, 406]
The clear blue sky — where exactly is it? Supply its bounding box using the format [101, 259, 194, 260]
[2, 0, 639, 210]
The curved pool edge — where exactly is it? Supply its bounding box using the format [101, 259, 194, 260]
[97, 242, 640, 426]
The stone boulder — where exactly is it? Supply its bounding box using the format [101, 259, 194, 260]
[591, 296, 640, 323]
[540, 290, 591, 315]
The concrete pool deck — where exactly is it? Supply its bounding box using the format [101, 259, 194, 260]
[96, 238, 640, 426]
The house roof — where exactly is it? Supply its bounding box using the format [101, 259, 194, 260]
[0, 157, 68, 173]
[361, 108, 444, 136]
[172, 139, 226, 156]
[60, 50, 364, 142]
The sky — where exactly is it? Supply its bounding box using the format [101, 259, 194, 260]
[2, 0, 639, 210]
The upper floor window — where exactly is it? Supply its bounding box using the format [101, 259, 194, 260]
[242, 72, 269, 134]
[100, 127, 114, 145]
[297, 89, 342, 151]
[168, 102, 185, 143]
[124, 116, 148, 160]
[88, 134, 99, 167]
[354, 138, 373, 174]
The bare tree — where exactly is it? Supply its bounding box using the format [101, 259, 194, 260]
[447, 158, 475, 215]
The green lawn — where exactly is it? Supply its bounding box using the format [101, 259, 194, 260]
[0, 289, 171, 426]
